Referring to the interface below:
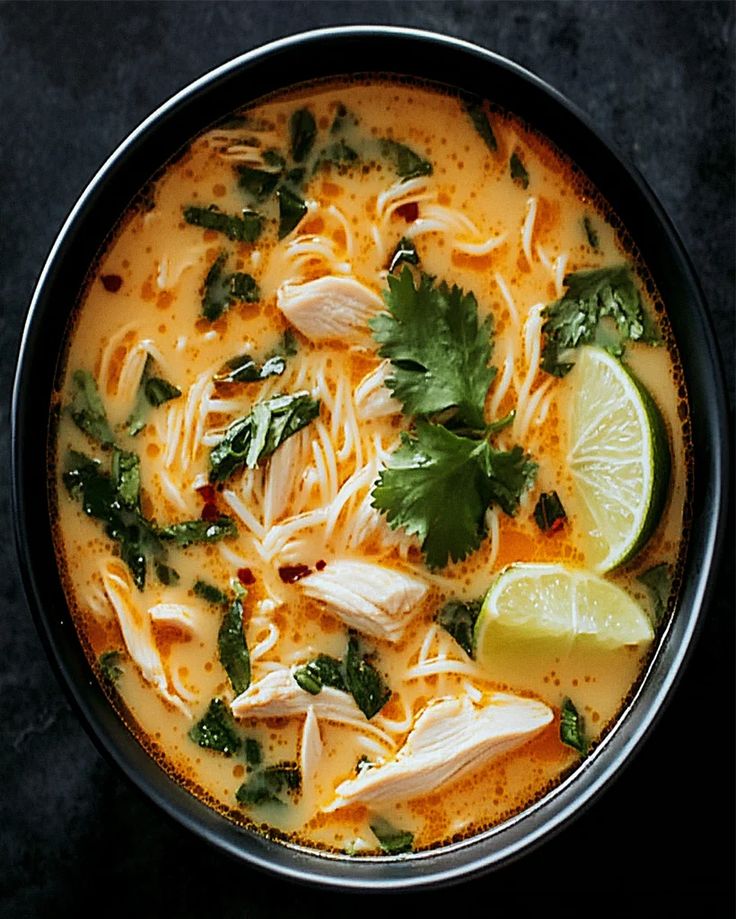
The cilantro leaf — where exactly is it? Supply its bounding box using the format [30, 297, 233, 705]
[236, 763, 301, 806]
[157, 516, 237, 547]
[99, 649, 124, 685]
[69, 370, 115, 446]
[370, 269, 496, 431]
[533, 490, 567, 533]
[277, 186, 307, 239]
[289, 108, 317, 163]
[293, 654, 347, 695]
[194, 579, 228, 606]
[437, 598, 482, 657]
[183, 204, 262, 243]
[208, 392, 320, 483]
[370, 816, 414, 854]
[344, 635, 391, 720]
[379, 139, 432, 180]
[541, 265, 660, 376]
[201, 252, 260, 321]
[189, 698, 241, 756]
[371, 422, 536, 569]
[510, 151, 529, 188]
[126, 355, 181, 436]
[464, 99, 498, 152]
[560, 696, 587, 755]
[218, 597, 250, 695]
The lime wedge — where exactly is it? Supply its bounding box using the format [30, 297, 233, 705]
[566, 346, 670, 572]
[473, 563, 654, 665]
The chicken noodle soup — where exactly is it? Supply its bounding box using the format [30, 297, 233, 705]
[53, 79, 690, 854]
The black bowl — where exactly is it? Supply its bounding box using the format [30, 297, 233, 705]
[11, 26, 729, 890]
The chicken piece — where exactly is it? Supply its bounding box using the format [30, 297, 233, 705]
[277, 275, 383, 344]
[354, 360, 401, 421]
[324, 693, 553, 810]
[230, 667, 362, 721]
[101, 565, 191, 717]
[299, 560, 427, 643]
[148, 602, 196, 633]
[300, 707, 324, 792]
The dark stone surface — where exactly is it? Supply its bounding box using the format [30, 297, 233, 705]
[1, 2, 733, 916]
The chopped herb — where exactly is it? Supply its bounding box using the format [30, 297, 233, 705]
[208, 391, 320, 483]
[63, 449, 164, 590]
[370, 816, 414, 854]
[236, 763, 301, 806]
[194, 579, 228, 605]
[388, 237, 419, 274]
[560, 697, 587, 755]
[486, 409, 516, 436]
[111, 448, 140, 510]
[214, 353, 286, 384]
[372, 421, 536, 569]
[277, 186, 307, 239]
[293, 654, 347, 695]
[218, 597, 250, 695]
[540, 265, 660, 377]
[280, 328, 299, 356]
[583, 215, 600, 249]
[127, 355, 181, 436]
[236, 153, 284, 201]
[189, 698, 242, 756]
[289, 108, 317, 163]
[637, 562, 671, 626]
[510, 151, 529, 189]
[154, 561, 180, 586]
[370, 268, 495, 431]
[99, 649, 123, 685]
[533, 491, 567, 533]
[244, 737, 262, 767]
[356, 755, 375, 774]
[183, 204, 262, 243]
[437, 598, 482, 657]
[344, 635, 391, 720]
[201, 252, 260, 321]
[464, 99, 497, 152]
[380, 139, 433, 181]
[157, 516, 237, 547]
[69, 370, 115, 446]
[314, 139, 359, 171]
[284, 166, 306, 188]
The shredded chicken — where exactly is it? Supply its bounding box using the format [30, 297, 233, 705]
[324, 693, 553, 810]
[276, 275, 383, 344]
[299, 560, 428, 643]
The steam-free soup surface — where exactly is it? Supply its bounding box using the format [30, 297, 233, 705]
[54, 79, 688, 854]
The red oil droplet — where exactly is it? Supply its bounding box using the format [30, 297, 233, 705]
[201, 502, 220, 522]
[395, 201, 419, 222]
[315, 559, 326, 571]
[237, 567, 256, 585]
[101, 274, 123, 293]
[196, 484, 217, 503]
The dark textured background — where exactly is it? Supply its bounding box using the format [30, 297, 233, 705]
[1, 2, 733, 916]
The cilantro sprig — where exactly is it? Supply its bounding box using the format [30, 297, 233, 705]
[370, 269, 496, 431]
[371, 422, 536, 569]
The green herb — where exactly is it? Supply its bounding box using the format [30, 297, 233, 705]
[201, 252, 260, 321]
[344, 635, 391, 720]
[290, 108, 317, 163]
[277, 186, 308, 239]
[209, 391, 320, 483]
[560, 697, 587, 755]
[99, 649, 123, 685]
[437, 599, 482, 657]
[280, 328, 299, 356]
[214, 353, 286, 384]
[314, 139, 359, 171]
[244, 737, 262, 767]
[154, 562, 180, 586]
[111, 448, 141, 510]
[293, 654, 347, 695]
[63, 450, 164, 590]
[637, 562, 671, 626]
[510, 151, 529, 189]
[388, 237, 419, 274]
[370, 816, 414, 854]
[189, 698, 242, 756]
[126, 356, 182, 436]
[486, 409, 516, 435]
[464, 99, 498, 152]
[356, 755, 374, 774]
[380, 139, 433, 181]
[69, 370, 115, 446]
[194, 579, 228, 606]
[541, 265, 660, 376]
[183, 204, 262, 243]
[372, 421, 536, 569]
[533, 491, 567, 533]
[236, 763, 301, 806]
[218, 597, 250, 695]
[236, 151, 284, 201]
[370, 268, 495, 431]
[583, 215, 600, 249]
[157, 516, 237, 547]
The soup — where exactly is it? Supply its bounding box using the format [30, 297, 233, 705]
[52, 79, 689, 855]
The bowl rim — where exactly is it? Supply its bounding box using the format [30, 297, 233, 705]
[11, 24, 730, 890]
